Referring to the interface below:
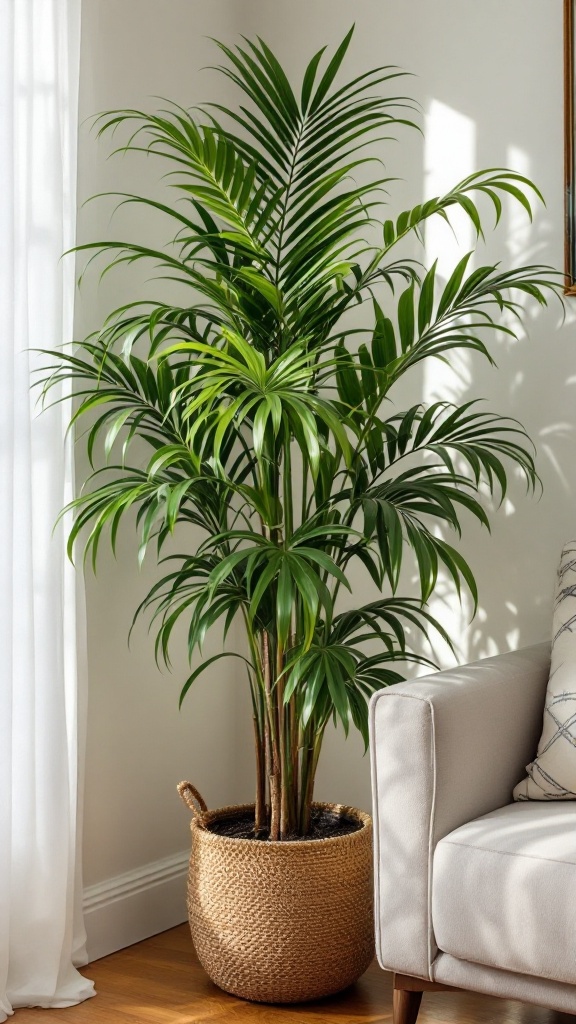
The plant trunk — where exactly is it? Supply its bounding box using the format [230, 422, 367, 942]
[289, 694, 299, 825]
[299, 725, 324, 835]
[277, 641, 294, 839]
[263, 631, 281, 841]
[252, 624, 328, 840]
[253, 715, 266, 835]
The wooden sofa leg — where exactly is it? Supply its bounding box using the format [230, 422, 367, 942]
[393, 986, 422, 1024]
[393, 972, 456, 1024]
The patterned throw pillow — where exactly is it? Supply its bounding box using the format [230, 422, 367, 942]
[513, 543, 576, 801]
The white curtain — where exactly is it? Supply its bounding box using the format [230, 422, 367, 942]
[0, 0, 95, 1017]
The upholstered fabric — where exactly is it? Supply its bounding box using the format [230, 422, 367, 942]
[514, 543, 576, 800]
[432, 801, 576, 985]
[369, 644, 550, 979]
[433, 954, 576, 1016]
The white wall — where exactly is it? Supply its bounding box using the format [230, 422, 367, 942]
[77, 0, 574, 954]
[76, 0, 256, 958]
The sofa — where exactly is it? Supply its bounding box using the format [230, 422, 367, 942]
[369, 642, 576, 1023]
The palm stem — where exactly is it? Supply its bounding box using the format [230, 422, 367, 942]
[253, 713, 266, 834]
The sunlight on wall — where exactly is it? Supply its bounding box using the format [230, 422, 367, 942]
[509, 142, 576, 495]
[424, 100, 476, 275]
[540, 421, 574, 494]
[423, 100, 476, 406]
[423, 100, 477, 664]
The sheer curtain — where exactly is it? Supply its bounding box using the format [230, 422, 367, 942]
[0, 0, 95, 1017]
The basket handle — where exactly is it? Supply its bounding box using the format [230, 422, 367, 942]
[177, 781, 208, 817]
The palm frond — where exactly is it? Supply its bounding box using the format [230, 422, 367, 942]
[37, 29, 564, 838]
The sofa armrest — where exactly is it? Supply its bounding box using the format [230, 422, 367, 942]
[368, 642, 550, 980]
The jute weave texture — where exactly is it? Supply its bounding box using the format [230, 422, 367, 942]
[178, 785, 374, 1004]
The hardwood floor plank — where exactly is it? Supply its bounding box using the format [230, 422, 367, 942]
[10, 925, 575, 1024]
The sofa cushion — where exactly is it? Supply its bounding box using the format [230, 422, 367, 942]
[513, 541, 576, 800]
[432, 801, 576, 985]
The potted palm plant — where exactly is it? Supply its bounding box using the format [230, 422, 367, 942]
[40, 29, 559, 1004]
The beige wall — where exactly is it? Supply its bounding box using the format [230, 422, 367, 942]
[78, 0, 574, 904]
[77, 0, 256, 893]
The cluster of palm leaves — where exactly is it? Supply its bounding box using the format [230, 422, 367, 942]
[40, 29, 560, 838]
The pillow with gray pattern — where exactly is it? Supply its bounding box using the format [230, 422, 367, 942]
[513, 542, 576, 801]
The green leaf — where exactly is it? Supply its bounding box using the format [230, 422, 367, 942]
[179, 652, 253, 708]
[397, 282, 415, 351]
[335, 342, 362, 408]
[308, 26, 355, 114]
[301, 46, 327, 113]
[437, 252, 473, 317]
[324, 656, 350, 734]
[418, 261, 436, 334]
[435, 538, 479, 615]
[276, 558, 293, 647]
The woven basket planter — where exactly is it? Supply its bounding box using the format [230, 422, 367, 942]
[177, 782, 374, 1004]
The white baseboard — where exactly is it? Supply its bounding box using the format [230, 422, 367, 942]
[83, 849, 190, 962]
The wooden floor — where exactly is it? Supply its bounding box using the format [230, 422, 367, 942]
[11, 925, 575, 1024]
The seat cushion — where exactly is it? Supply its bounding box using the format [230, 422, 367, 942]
[432, 801, 576, 985]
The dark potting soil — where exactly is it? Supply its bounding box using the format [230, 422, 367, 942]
[206, 805, 362, 842]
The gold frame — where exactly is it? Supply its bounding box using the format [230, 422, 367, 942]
[564, 0, 576, 293]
